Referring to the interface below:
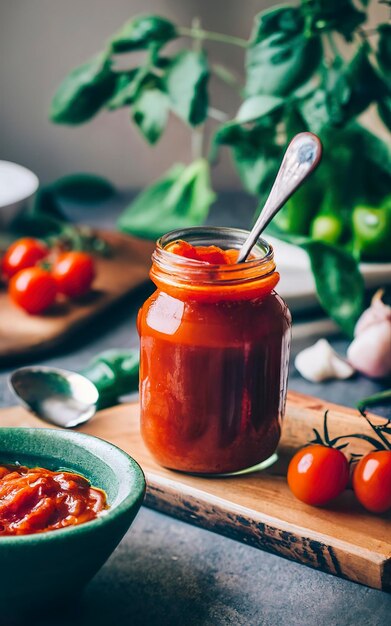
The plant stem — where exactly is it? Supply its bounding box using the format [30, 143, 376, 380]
[357, 389, 391, 414]
[190, 18, 205, 161]
[178, 26, 248, 48]
[208, 107, 229, 123]
[211, 63, 244, 95]
[325, 32, 343, 61]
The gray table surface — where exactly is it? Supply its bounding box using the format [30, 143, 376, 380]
[1, 193, 390, 625]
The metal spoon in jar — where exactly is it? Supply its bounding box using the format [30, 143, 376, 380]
[237, 132, 322, 263]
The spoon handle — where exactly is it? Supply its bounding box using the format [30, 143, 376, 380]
[237, 132, 322, 263]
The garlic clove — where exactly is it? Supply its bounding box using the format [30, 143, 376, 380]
[347, 321, 391, 379]
[295, 339, 355, 383]
[354, 289, 391, 337]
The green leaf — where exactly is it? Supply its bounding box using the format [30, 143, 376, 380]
[377, 23, 391, 87]
[299, 88, 329, 134]
[164, 50, 209, 126]
[117, 159, 216, 239]
[246, 6, 322, 97]
[303, 240, 364, 336]
[236, 95, 284, 123]
[12, 187, 66, 238]
[52, 173, 116, 203]
[132, 88, 169, 144]
[300, 1, 366, 41]
[339, 46, 387, 118]
[212, 121, 282, 197]
[267, 222, 364, 336]
[378, 97, 391, 131]
[49, 53, 116, 124]
[110, 15, 177, 53]
[106, 70, 140, 109]
[299, 48, 386, 132]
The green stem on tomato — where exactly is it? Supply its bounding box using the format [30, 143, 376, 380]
[361, 414, 391, 451]
[357, 389, 391, 414]
[178, 26, 248, 48]
[330, 433, 385, 451]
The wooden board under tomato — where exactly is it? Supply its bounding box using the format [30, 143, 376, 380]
[0, 231, 155, 363]
[1, 391, 390, 591]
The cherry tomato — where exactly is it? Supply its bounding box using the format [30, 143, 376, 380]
[52, 251, 95, 298]
[287, 445, 350, 506]
[352, 450, 391, 513]
[9, 267, 57, 314]
[1, 238, 49, 279]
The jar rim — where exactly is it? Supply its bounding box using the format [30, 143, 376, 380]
[152, 226, 276, 288]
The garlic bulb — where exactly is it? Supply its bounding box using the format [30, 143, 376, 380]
[347, 290, 391, 379]
[295, 339, 355, 383]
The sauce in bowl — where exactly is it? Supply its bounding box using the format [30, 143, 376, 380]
[0, 464, 108, 536]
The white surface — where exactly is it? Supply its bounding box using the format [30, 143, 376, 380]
[0, 160, 39, 226]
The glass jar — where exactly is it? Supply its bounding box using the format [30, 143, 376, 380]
[138, 227, 291, 474]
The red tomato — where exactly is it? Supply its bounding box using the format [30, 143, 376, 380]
[9, 267, 57, 314]
[52, 251, 95, 298]
[1, 238, 48, 279]
[287, 445, 350, 506]
[352, 450, 391, 513]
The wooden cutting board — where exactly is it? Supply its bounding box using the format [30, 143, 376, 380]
[0, 231, 155, 363]
[0, 391, 390, 591]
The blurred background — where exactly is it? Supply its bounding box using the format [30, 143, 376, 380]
[0, 0, 388, 189]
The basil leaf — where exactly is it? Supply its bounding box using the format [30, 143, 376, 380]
[106, 70, 140, 110]
[300, 48, 386, 132]
[246, 7, 322, 97]
[50, 54, 116, 124]
[212, 121, 282, 197]
[338, 46, 387, 118]
[301, 1, 366, 41]
[266, 223, 364, 336]
[110, 15, 177, 53]
[132, 88, 169, 144]
[52, 174, 115, 203]
[236, 95, 284, 123]
[165, 50, 209, 126]
[117, 159, 216, 239]
[377, 24, 391, 87]
[303, 241, 364, 337]
[378, 97, 391, 131]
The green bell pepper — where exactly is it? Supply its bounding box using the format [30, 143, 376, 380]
[352, 200, 391, 261]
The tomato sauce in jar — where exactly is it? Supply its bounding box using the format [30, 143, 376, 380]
[138, 227, 291, 474]
[0, 464, 108, 535]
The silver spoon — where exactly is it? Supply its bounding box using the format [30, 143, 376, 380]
[237, 132, 322, 263]
[9, 350, 139, 427]
[10, 366, 99, 428]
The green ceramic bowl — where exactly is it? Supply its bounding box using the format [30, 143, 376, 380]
[0, 428, 145, 618]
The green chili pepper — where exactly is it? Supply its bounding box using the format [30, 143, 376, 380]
[352, 200, 391, 261]
[81, 349, 139, 408]
[310, 214, 344, 245]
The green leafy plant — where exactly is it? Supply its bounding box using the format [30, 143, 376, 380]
[49, 3, 391, 335]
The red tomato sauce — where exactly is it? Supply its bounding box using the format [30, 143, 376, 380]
[0, 465, 108, 536]
[167, 240, 239, 265]
[139, 234, 291, 474]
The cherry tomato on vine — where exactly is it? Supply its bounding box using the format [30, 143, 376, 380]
[9, 267, 57, 314]
[52, 251, 95, 298]
[287, 445, 350, 506]
[1, 238, 49, 279]
[352, 450, 391, 513]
